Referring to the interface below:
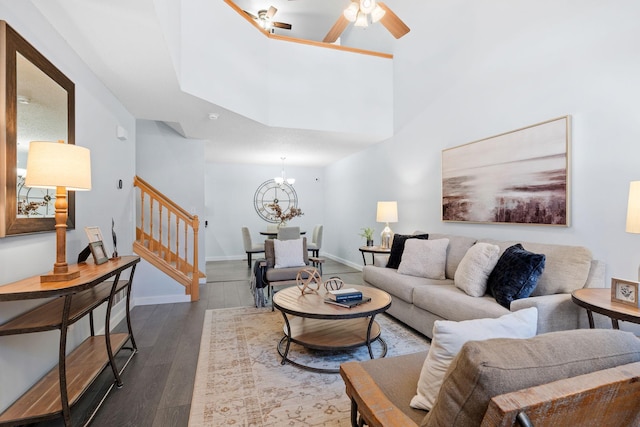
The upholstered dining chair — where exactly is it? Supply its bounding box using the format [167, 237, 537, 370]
[276, 226, 300, 240]
[307, 224, 323, 257]
[241, 226, 265, 268]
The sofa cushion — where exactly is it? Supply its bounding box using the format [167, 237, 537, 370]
[386, 233, 429, 269]
[410, 307, 538, 411]
[422, 329, 640, 427]
[355, 351, 430, 425]
[428, 234, 477, 279]
[454, 242, 500, 297]
[363, 265, 450, 304]
[412, 285, 509, 321]
[398, 239, 449, 280]
[479, 239, 592, 295]
[487, 244, 546, 308]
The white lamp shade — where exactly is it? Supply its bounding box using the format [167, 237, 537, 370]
[354, 11, 369, 27]
[359, 0, 376, 14]
[376, 201, 398, 223]
[371, 5, 386, 23]
[25, 141, 92, 191]
[627, 181, 640, 233]
[343, 2, 359, 22]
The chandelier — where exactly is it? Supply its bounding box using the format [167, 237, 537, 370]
[343, 0, 386, 28]
[274, 157, 295, 186]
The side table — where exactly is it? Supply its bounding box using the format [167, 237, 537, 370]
[571, 288, 640, 329]
[359, 246, 391, 266]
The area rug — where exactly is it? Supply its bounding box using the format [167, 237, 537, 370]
[188, 306, 430, 426]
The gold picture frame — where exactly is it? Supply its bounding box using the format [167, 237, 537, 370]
[611, 278, 639, 307]
[89, 241, 109, 265]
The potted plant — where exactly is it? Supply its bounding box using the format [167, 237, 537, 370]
[359, 227, 375, 247]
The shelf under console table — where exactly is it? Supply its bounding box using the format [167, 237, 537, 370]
[0, 255, 140, 427]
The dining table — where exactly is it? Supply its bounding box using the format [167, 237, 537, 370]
[260, 230, 306, 238]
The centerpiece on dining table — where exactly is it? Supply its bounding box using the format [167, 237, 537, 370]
[268, 202, 303, 228]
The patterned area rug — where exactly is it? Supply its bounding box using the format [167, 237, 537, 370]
[188, 306, 430, 426]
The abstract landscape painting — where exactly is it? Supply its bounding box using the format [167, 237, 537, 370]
[442, 116, 570, 226]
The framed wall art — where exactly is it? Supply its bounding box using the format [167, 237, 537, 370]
[611, 278, 639, 307]
[442, 116, 570, 226]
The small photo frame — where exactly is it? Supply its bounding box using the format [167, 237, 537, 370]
[611, 278, 639, 307]
[85, 226, 104, 243]
[90, 241, 109, 265]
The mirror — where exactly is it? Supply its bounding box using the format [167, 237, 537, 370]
[0, 21, 75, 237]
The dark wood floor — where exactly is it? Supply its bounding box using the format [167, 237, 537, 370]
[34, 258, 363, 427]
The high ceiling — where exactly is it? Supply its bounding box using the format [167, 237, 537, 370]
[31, 0, 404, 167]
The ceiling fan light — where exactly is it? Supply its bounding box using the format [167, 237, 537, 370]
[359, 0, 376, 14]
[274, 176, 284, 185]
[354, 11, 369, 27]
[371, 5, 386, 23]
[343, 2, 359, 22]
[287, 178, 295, 185]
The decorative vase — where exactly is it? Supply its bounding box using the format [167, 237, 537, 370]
[278, 221, 287, 229]
[366, 239, 374, 247]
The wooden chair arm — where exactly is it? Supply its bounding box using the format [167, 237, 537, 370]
[482, 361, 640, 426]
[340, 361, 419, 427]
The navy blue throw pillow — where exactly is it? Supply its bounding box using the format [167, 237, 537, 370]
[487, 244, 546, 309]
[385, 234, 429, 269]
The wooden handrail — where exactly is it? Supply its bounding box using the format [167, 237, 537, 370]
[133, 175, 200, 301]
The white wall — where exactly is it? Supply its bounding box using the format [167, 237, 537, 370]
[0, 1, 136, 413]
[135, 120, 206, 304]
[205, 162, 324, 260]
[325, 1, 640, 287]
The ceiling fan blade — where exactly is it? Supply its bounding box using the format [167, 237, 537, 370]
[272, 21, 292, 30]
[377, 2, 410, 39]
[243, 10, 258, 20]
[266, 6, 277, 19]
[323, 14, 349, 43]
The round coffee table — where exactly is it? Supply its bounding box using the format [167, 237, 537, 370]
[272, 284, 392, 373]
[572, 288, 640, 329]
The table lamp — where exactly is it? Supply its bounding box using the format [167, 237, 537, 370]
[376, 201, 398, 249]
[626, 181, 640, 280]
[25, 141, 92, 282]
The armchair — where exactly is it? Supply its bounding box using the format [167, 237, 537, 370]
[262, 237, 324, 310]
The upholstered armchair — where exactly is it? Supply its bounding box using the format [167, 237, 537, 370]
[261, 237, 324, 310]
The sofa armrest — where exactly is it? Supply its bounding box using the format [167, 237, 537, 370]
[340, 361, 420, 427]
[584, 259, 606, 289]
[511, 294, 582, 334]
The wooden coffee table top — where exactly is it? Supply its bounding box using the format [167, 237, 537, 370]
[273, 284, 391, 320]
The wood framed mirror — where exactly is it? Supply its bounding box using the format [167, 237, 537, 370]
[0, 21, 75, 237]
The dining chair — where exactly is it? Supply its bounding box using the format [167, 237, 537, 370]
[241, 226, 265, 268]
[307, 224, 323, 257]
[277, 226, 300, 240]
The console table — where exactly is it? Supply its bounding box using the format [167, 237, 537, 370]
[0, 255, 140, 427]
[358, 246, 391, 265]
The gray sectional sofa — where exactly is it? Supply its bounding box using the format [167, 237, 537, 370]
[363, 233, 605, 338]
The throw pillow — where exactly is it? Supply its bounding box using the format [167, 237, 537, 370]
[409, 307, 538, 411]
[386, 233, 429, 269]
[454, 242, 501, 297]
[487, 244, 546, 308]
[273, 238, 306, 269]
[397, 238, 449, 280]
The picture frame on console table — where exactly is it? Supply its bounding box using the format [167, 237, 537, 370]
[442, 116, 570, 226]
[611, 278, 639, 307]
[89, 241, 109, 265]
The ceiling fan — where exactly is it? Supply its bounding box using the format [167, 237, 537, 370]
[323, 0, 409, 43]
[244, 6, 292, 31]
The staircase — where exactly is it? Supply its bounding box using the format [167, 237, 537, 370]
[133, 175, 203, 301]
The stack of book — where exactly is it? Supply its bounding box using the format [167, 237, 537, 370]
[325, 288, 371, 308]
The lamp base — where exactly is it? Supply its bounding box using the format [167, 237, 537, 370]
[380, 224, 393, 249]
[40, 268, 80, 283]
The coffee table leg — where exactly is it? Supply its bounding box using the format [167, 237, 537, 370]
[279, 312, 292, 365]
[366, 315, 387, 359]
[612, 318, 620, 329]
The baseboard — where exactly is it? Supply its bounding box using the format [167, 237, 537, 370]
[319, 253, 363, 272]
[133, 294, 191, 306]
